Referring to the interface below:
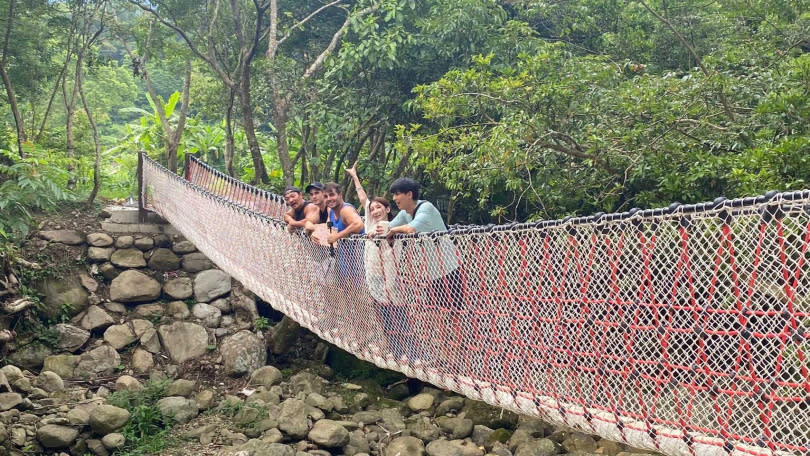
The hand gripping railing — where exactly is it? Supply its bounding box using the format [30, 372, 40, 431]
[144, 153, 809, 456]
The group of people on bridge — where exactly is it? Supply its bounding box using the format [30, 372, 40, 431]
[280, 165, 465, 368]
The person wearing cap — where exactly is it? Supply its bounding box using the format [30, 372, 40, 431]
[283, 186, 321, 233]
[305, 182, 329, 224]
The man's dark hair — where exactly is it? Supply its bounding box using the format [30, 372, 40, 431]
[389, 178, 419, 200]
[322, 182, 342, 195]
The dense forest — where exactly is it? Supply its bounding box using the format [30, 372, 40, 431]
[1, 0, 809, 238]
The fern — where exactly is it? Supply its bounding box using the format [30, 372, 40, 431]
[0, 149, 75, 240]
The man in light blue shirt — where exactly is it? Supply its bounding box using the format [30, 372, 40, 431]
[382, 177, 464, 370]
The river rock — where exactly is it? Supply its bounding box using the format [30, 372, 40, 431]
[133, 237, 154, 251]
[79, 306, 115, 331]
[278, 399, 312, 438]
[239, 441, 294, 456]
[158, 321, 209, 363]
[172, 240, 196, 254]
[166, 301, 191, 319]
[75, 345, 121, 378]
[436, 416, 474, 439]
[167, 379, 195, 398]
[43, 354, 80, 379]
[131, 348, 154, 374]
[34, 371, 64, 393]
[40, 230, 85, 245]
[133, 303, 164, 319]
[426, 439, 483, 456]
[102, 432, 126, 449]
[192, 303, 222, 327]
[148, 248, 181, 271]
[249, 366, 283, 388]
[7, 342, 53, 369]
[385, 436, 425, 456]
[164, 277, 193, 300]
[115, 236, 134, 248]
[100, 263, 120, 280]
[514, 438, 558, 456]
[87, 233, 114, 247]
[139, 328, 162, 353]
[462, 399, 519, 430]
[115, 375, 143, 392]
[37, 424, 79, 448]
[109, 270, 161, 303]
[36, 276, 89, 320]
[221, 330, 266, 376]
[0, 393, 23, 411]
[54, 324, 90, 352]
[103, 320, 154, 350]
[87, 247, 114, 262]
[89, 405, 130, 434]
[153, 234, 171, 248]
[182, 252, 215, 272]
[157, 396, 199, 424]
[408, 393, 435, 412]
[193, 269, 231, 302]
[308, 419, 349, 448]
[110, 248, 147, 268]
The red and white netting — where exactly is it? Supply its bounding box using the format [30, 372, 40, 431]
[147, 155, 809, 456]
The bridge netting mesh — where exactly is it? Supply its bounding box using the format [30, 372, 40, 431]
[146, 154, 810, 456]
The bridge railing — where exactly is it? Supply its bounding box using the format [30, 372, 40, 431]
[143, 153, 809, 456]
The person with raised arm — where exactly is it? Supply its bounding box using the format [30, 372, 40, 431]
[346, 162, 416, 361]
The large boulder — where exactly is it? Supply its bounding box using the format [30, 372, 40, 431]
[157, 322, 209, 363]
[109, 270, 161, 303]
[220, 330, 266, 376]
[40, 230, 85, 245]
[182, 252, 215, 273]
[89, 405, 130, 434]
[148, 248, 181, 271]
[163, 277, 193, 300]
[36, 276, 89, 320]
[277, 399, 312, 438]
[74, 345, 121, 378]
[193, 269, 231, 302]
[37, 424, 79, 448]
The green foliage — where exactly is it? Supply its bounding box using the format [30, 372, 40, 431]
[253, 316, 270, 330]
[107, 379, 175, 456]
[0, 150, 75, 240]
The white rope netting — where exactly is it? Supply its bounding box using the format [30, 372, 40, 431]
[144, 155, 809, 456]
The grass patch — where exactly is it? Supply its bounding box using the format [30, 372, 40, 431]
[106, 379, 176, 456]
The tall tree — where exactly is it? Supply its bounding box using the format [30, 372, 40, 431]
[113, 12, 191, 173]
[129, 0, 271, 184]
[0, 0, 25, 157]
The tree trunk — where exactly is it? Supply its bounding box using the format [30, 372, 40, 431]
[238, 69, 269, 184]
[224, 87, 236, 177]
[0, 0, 25, 158]
[64, 67, 79, 190]
[78, 64, 101, 204]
